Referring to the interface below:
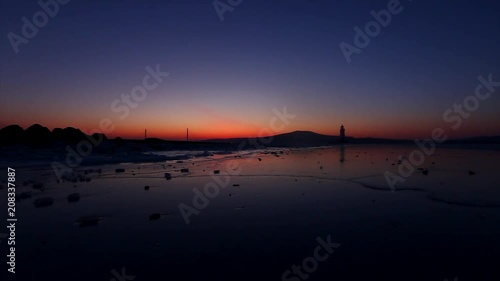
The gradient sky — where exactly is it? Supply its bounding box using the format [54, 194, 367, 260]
[1, 0, 500, 140]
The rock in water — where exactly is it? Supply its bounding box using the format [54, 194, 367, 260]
[67, 193, 80, 202]
[19, 192, 32, 200]
[34, 197, 54, 208]
[32, 182, 45, 190]
[115, 168, 125, 173]
[149, 213, 161, 221]
[164, 173, 172, 180]
[180, 168, 189, 173]
[77, 216, 102, 227]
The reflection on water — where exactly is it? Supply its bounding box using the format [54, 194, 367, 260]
[340, 145, 345, 163]
[2, 145, 500, 281]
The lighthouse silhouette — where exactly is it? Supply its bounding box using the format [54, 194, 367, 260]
[340, 125, 345, 143]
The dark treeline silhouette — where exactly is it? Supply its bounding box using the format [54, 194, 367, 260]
[0, 124, 232, 154]
[0, 124, 106, 147]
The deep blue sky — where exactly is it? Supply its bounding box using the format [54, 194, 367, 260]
[1, 0, 499, 139]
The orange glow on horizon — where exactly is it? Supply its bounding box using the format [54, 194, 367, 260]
[4, 115, 499, 141]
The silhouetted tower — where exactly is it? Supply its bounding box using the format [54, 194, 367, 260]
[340, 125, 345, 143]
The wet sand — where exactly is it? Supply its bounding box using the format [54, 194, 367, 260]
[2, 145, 500, 281]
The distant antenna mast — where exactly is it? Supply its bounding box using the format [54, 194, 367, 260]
[186, 128, 189, 141]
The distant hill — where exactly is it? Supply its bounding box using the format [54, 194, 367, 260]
[207, 131, 420, 147]
[206, 130, 348, 147]
[205, 130, 500, 147]
[269, 130, 341, 147]
[205, 130, 414, 147]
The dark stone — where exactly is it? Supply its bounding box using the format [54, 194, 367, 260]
[32, 182, 45, 190]
[67, 193, 80, 202]
[149, 213, 161, 221]
[19, 192, 32, 200]
[34, 197, 54, 208]
[77, 216, 102, 227]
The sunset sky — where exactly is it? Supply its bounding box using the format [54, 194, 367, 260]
[1, 0, 499, 140]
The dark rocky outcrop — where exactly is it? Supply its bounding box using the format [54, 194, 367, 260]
[0, 124, 109, 147]
[51, 127, 87, 144]
[0, 124, 25, 145]
[25, 124, 53, 146]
